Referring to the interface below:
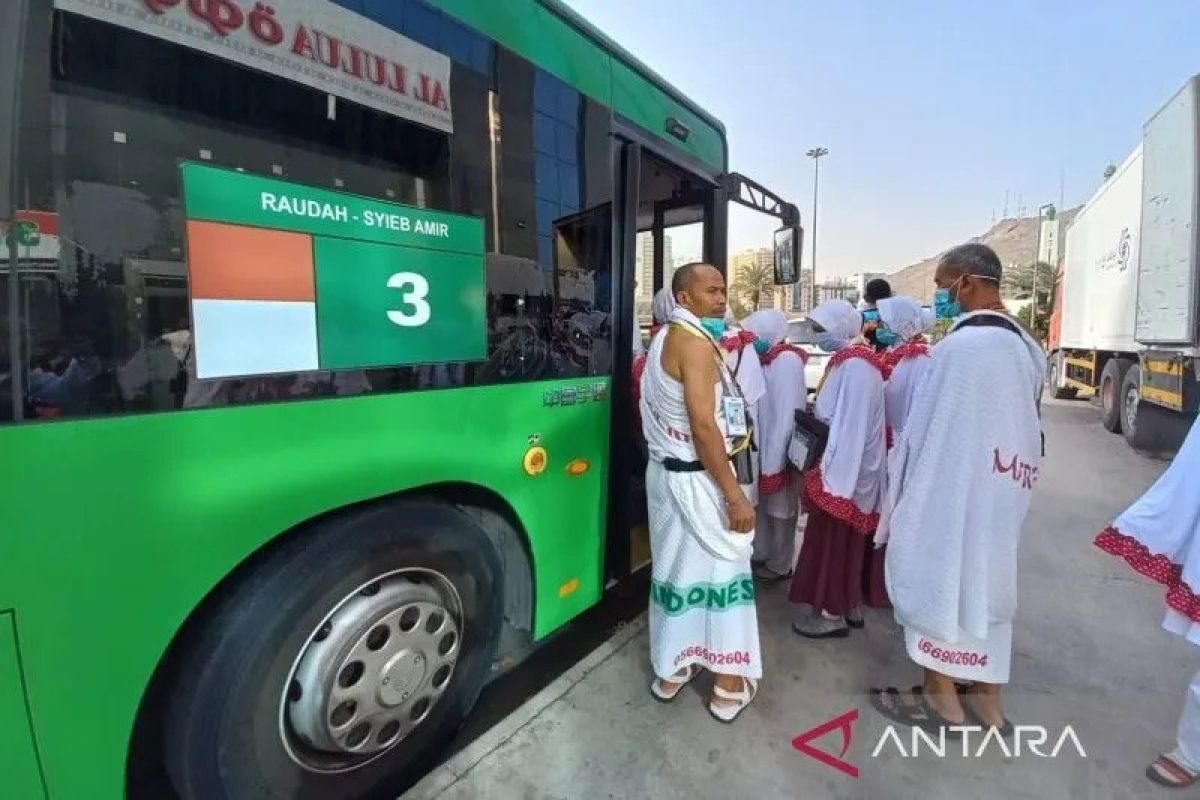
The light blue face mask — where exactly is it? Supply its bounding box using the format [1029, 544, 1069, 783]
[934, 288, 961, 319]
[752, 338, 770, 356]
[699, 317, 727, 339]
[875, 328, 900, 347]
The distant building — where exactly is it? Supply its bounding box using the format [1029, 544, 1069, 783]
[791, 269, 814, 314]
[635, 233, 673, 301]
[819, 280, 856, 304]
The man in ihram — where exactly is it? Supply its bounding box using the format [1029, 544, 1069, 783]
[872, 244, 1045, 734]
[640, 262, 761, 723]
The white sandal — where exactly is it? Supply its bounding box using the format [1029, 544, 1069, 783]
[650, 664, 700, 702]
[708, 678, 758, 723]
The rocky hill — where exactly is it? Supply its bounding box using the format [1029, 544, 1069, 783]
[887, 208, 1079, 301]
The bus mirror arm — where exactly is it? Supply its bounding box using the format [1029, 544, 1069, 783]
[719, 172, 801, 227]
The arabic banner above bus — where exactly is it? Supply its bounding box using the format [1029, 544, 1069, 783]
[54, 0, 454, 133]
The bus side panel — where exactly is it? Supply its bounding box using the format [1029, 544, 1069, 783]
[0, 378, 608, 800]
[418, 0, 613, 105]
[422, 0, 726, 171]
[610, 60, 725, 172]
[0, 612, 46, 800]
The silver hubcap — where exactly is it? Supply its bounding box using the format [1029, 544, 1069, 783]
[281, 570, 462, 772]
[1125, 385, 1139, 432]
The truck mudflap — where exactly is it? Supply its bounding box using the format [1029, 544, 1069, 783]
[1141, 351, 1190, 412]
[0, 612, 47, 799]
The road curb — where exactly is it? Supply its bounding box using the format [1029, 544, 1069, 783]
[401, 614, 648, 799]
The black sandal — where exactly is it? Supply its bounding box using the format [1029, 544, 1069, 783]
[955, 682, 1014, 736]
[869, 685, 969, 737]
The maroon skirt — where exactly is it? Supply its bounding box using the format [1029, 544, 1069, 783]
[863, 540, 891, 609]
[789, 507, 891, 614]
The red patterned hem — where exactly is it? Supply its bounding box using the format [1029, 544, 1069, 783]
[803, 467, 879, 535]
[720, 330, 759, 353]
[761, 342, 809, 366]
[884, 340, 930, 370]
[759, 470, 792, 495]
[825, 345, 889, 380]
[1095, 526, 1200, 622]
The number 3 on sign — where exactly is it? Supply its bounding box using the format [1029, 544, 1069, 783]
[386, 272, 431, 327]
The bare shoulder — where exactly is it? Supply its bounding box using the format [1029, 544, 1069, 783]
[664, 329, 714, 382]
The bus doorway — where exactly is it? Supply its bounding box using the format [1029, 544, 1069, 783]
[608, 141, 721, 579]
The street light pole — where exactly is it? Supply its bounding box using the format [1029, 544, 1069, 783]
[806, 147, 829, 311]
[1033, 203, 1055, 330]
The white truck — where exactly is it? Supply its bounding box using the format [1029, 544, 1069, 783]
[1048, 75, 1200, 451]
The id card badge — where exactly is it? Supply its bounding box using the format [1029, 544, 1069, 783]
[722, 396, 748, 438]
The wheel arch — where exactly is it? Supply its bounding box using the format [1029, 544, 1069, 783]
[125, 480, 534, 797]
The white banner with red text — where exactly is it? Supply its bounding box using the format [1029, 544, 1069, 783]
[54, 0, 454, 133]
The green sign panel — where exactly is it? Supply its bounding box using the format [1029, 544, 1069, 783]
[181, 163, 486, 379]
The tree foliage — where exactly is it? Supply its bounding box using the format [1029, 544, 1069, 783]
[1004, 261, 1057, 340]
[730, 262, 774, 316]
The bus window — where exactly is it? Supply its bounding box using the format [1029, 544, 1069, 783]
[4, 12, 612, 423]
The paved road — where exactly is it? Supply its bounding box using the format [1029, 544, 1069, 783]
[405, 399, 1192, 800]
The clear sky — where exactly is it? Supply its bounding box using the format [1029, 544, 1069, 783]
[566, 0, 1200, 276]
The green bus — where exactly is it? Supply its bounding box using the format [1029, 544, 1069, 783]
[0, 1, 799, 797]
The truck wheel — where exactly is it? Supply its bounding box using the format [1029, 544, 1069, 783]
[1048, 355, 1077, 400]
[162, 498, 504, 800]
[1121, 364, 1174, 451]
[1100, 358, 1133, 432]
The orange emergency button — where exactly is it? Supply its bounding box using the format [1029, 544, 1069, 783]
[566, 459, 590, 476]
[523, 446, 548, 476]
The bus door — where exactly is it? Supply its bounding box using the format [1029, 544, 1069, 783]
[607, 139, 720, 579]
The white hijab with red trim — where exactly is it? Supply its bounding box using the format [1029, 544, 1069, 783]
[806, 300, 887, 532]
[742, 310, 808, 498]
[877, 296, 932, 434]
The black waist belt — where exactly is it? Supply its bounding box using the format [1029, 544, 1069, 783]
[661, 457, 705, 473]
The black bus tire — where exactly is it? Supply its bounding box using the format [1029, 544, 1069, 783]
[162, 497, 504, 800]
[1100, 358, 1132, 432]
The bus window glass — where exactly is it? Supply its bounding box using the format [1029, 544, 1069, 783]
[6, 7, 612, 424]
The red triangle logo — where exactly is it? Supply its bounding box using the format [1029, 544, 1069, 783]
[792, 708, 860, 778]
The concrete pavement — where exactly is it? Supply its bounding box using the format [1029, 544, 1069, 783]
[404, 399, 1193, 800]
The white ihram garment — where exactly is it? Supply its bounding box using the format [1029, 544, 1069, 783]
[640, 308, 761, 680]
[742, 310, 808, 574]
[880, 311, 1045, 683]
[1093, 414, 1200, 766]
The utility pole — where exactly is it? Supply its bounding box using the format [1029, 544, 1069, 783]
[1033, 203, 1056, 331]
[806, 146, 828, 311]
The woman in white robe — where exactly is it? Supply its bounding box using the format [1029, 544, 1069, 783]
[788, 300, 888, 638]
[1096, 415, 1200, 787]
[742, 310, 809, 580]
[877, 296, 933, 443]
[718, 321, 766, 506]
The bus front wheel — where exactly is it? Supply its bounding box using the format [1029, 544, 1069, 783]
[162, 497, 503, 800]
